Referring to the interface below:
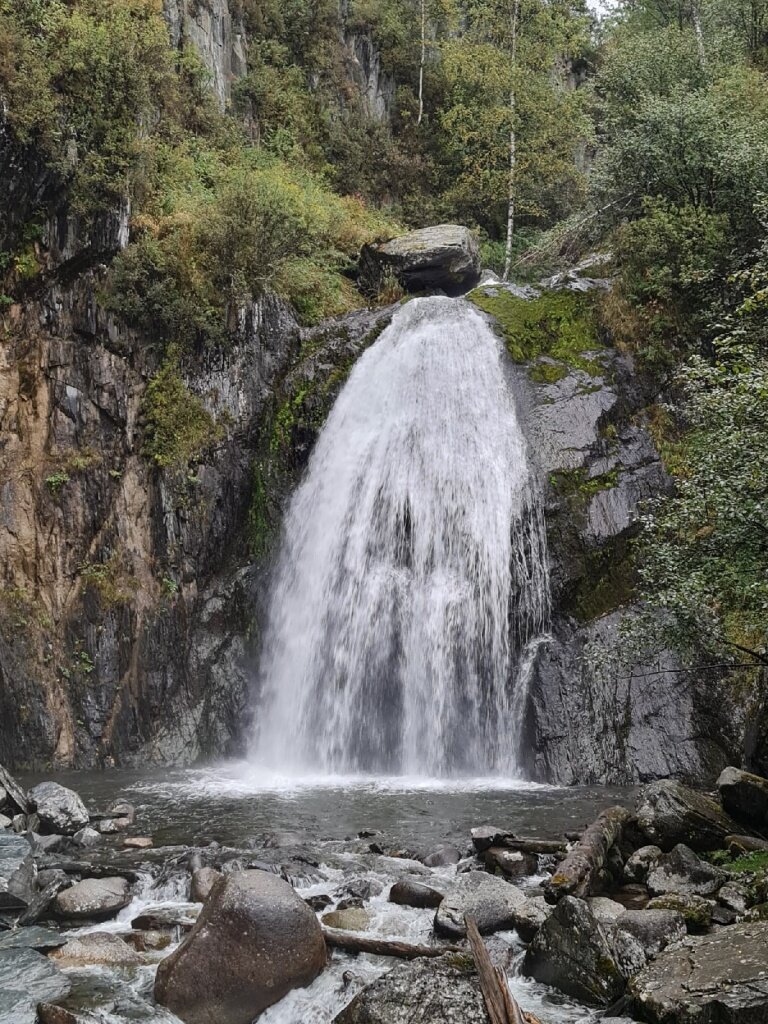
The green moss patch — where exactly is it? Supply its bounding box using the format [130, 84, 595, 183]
[142, 355, 222, 469]
[468, 286, 605, 375]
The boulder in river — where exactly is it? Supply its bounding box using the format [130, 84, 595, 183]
[523, 895, 625, 1006]
[54, 877, 131, 920]
[0, 948, 70, 1024]
[635, 780, 740, 851]
[333, 958, 490, 1024]
[646, 843, 727, 898]
[628, 921, 768, 1024]
[422, 843, 462, 867]
[322, 907, 372, 932]
[28, 782, 89, 835]
[359, 225, 481, 296]
[471, 825, 513, 852]
[484, 847, 538, 879]
[154, 870, 327, 1024]
[434, 872, 527, 938]
[51, 931, 142, 967]
[389, 877, 444, 909]
[717, 767, 768, 830]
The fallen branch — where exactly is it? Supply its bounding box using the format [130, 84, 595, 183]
[465, 915, 541, 1024]
[322, 928, 462, 960]
[544, 805, 631, 904]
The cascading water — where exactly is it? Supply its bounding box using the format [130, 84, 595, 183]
[252, 296, 549, 777]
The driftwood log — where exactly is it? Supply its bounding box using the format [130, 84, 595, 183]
[465, 915, 542, 1024]
[544, 805, 631, 904]
[322, 927, 462, 960]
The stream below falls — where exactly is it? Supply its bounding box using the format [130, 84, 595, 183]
[18, 765, 636, 1024]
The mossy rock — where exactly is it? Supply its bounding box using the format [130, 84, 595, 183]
[467, 286, 605, 374]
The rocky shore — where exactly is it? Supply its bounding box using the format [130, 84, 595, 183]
[1, 764, 767, 1023]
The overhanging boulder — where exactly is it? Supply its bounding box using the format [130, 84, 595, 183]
[359, 224, 480, 296]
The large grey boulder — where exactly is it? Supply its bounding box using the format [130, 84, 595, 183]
[646, 844, 727, 898]
[0, 833, 34, 912]
[28, 782, 89, 835]
[718, 767, 768, 830]
[636, 780, 741, 851]
[333, 959, 490, 1024]
[359, 225, 480, 296]
[434, 872, 527, 938]
[0, 948, 70, 1024]
[154, 870, 327, 1024]
[523, 896, 625, 1006]
[628, 921, 768, 1024]
[54, 877, 130, 920]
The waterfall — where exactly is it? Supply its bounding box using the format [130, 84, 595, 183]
[251, 296, 549, 777]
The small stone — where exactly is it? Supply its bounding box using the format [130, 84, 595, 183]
[422, 843, 461, 867]
[484, 847, 538, 879]
[124, 929, 172, 952]
[191, 866, 221, 902]
[718, 883, 751, 916]
[389, 878, 444, 910]
[123, 836, 152, 849]
[647, 892, 713, 932]
[624, 845, 662, 883]
[305, 894, 333, 912]
[131, 903, 200, 931]
[72, 826, 101, 848]
[511, 896, 551, 942]
[471, 826, 512, 853]
[96, 817, 131, 834]
[0, 814, 12, 830]
[36, 1004, 77, 1024]
[107, 800, 136, 824]
[322, 907, 372, 932]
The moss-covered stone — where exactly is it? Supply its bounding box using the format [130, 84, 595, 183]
[529, 360, 569, 384]
[467, 286, 605, 374]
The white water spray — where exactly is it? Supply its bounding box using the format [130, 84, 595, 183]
[252, 296, 549, 776]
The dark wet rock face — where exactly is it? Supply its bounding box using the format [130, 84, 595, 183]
[359, 224, 481, 296]
[718, 767, 768, 831]
[154, 870, 326, 1024]
[434, 872, 527, 938]
[524, 896, 625, 1006]
[333, 959, 491, 1024]
[629, 921, 768, 1024]
[0, 947, 71, 1024]
[0, 833, 34, 912]
[636, 780, 741, 851]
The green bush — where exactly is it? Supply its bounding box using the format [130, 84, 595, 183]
[142, 355, 222, 468]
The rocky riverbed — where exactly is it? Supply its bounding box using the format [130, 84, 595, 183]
[1, 764, 767, 1024]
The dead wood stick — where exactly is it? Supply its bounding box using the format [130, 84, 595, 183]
[322, 927, 462, 960]
[465, 914, 531, 1024]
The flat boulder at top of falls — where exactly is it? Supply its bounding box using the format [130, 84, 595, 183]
[28, 782, 89, 835]
[635, 780, 741, 851]
[359, 224, 481, 296]
[54, 877, 130, 920]
[434, 872, 527, 938]
[718, 767, 768, 830]
[154, 870, 326, 1024]
[628, 921, 768, 1024]
[523, 896, 625, 1007]
[333, 958, 490, 1024]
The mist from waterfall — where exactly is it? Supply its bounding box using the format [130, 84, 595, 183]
[251, 296, 550, 777]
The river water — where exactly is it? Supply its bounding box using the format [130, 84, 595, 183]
[19, 764, 635, 1024]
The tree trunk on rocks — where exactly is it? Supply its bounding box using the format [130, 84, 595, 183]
[323, 928, 462, 960]
[545, 806, 631, 904]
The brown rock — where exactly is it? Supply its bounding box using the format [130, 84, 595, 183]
[154, 870, 327, 1024]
